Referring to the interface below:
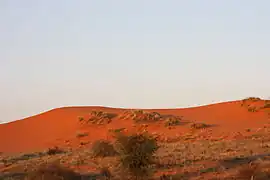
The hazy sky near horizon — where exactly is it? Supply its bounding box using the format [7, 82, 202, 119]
[1, 0, 270, 122]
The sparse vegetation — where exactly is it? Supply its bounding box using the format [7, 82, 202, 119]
[108, 127, 126, 133]
[46, 146, 65, 155]
[79, 110, 117, 125]
[159, 173, 185, 180]
[114, 132, 159, 179]
[129, 110, 162, 123]
[247, 106, 258, 112]
[164, 116, 180, 127]
[263, 100, 270, 109]
[243, 97, 262, 102]
[190, 122, 210, 129]
[91, 140, 118, 157]
[237, 161, 270, 180]
[78, 116, 84, 121]
[21, 162, 111, 180]
[76, 131, 89, 138]
[4, 102, 270, 179]
[25, 162, 82, 180]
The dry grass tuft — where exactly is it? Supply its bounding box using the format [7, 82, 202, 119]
[164, 116, 181, 127]
[129, 110, 162, 123]
[46, 146, 65, 155]
[243, 97, 262, 102]
[190, 122, 210, 129]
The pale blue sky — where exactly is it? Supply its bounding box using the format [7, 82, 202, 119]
[1, 0, 269, 122]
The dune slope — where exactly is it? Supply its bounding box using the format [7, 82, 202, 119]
[0, 100, 269, 154]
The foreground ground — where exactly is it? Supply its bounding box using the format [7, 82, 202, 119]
[0, 98, 269, 179]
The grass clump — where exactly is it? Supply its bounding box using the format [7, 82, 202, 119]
[247, 106, 258, 112]
[243, 97, 262, 102]
[114, 132, 159, 179]
[91, 140, 118, 157]
[85, 110, 117, 125]
[263, 100, 270, 109]
[46, 146, 65, 155]
[76, 131, 89, 138]
[164, 116, 181, 127]
[78, 116, 84, 121]
[130, 110, 161, 123]
[108, 127, 126, 133]
[190, 122, 210, 129]
[24, 162, 112, 180]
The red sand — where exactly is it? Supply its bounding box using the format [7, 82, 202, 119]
[0, 100, 269, 154]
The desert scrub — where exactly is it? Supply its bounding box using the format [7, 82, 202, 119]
[128, 110, 161, 123]
[80, 110, 117, 125]
[25, 162, 82, 180]
[164, 116, 181, 127]
[91, 140, 118, 157]
[114, 132, 159, 179]
[46, 146, 65, 155]
[190, 122, 210, 129]
[108, 127, 126, 133]
[241, 97, 262, 107]
[78, 116, 84, 121]
[236, 160, 270, 180]
[247, 106, 258, 112]
[263, 100, 270, 109]
[242, 97, 261, 102]
[24, 162, 111, 180]
[76, 131, 89, 138]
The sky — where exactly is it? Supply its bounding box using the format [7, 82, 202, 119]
[0, 0, 270, 122]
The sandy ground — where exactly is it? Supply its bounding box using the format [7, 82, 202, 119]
[0, 98, 269, 179]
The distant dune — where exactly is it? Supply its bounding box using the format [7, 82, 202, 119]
[0, 99, 269, 154]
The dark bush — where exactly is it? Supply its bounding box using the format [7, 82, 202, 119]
[114, 132, 159, 179]
[91, 140, 118, 157]
[46, 146, 65, 155]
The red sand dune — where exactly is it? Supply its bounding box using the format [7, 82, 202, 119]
[0, 100, 269, 154]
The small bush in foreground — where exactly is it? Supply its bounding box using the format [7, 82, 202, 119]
[91, 140, 118, 157]
[25, 163, 81, 180]
[114, 132, 159, 179]
[24, 163, 112, 180]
